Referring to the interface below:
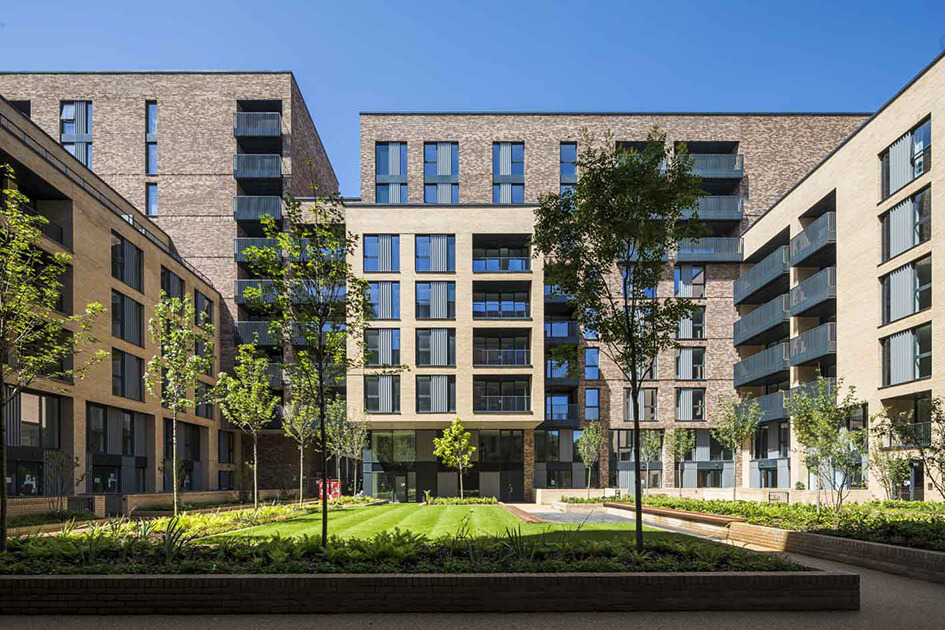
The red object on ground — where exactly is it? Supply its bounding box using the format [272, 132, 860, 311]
[317, 479, 341, 499]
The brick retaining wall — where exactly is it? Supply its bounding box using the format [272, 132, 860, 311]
[0, 572, 858, 614]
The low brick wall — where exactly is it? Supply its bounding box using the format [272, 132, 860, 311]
[729, 522, 945, 585]
[0, 572, 859, 614]
[122, 490, 292, 514]
[7, 495, 105, 518]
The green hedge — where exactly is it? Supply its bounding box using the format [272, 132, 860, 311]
[2, 524, 801, 575]
[425, 496, 499, 505]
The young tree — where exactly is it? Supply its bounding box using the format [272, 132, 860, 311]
[666, 428, 695, 497]
[342, 411, 369, 495]
[43, 451, 85, 515]
[639, 429, 663, 497]
[787, 376, 866, 512]
[575, 421, 604, 498]
[0, 166, 106, 550]
[282, 398, 320, 506]
[241, 194, 371, 546]
[867, 444, 911, 500]
[875, 397, 945, 500]
[712, 395, 762, 501]
[144, 292, 214, 516]
[433, 418, 476, 499]
[532, 129, 704, 550]
[325, 397, 370, 495]
[215, 342, 280, 510]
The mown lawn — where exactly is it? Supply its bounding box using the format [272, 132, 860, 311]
[223, 503, 667, 542]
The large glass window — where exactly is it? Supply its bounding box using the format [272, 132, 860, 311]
[416, 328, 456, 366]
[423, 142, 459, 203]
[364, 375, 401, 413]
[473, 288, 529, 319]
[626, 388, 658, 421]
[365, 329, 401, 366]
[881, 187, 931, 261]
[584, 347, 599, 379]
[560, 142, 577, 195]
[674, 265, 705, 298]
[492, 142, 525, 203]
[60, 100, 93, 167]
[363, 235, 400, 272]
[535, 429, 560, 462]
[87, 404, 106, 454]
[112, 290, 144, 346]
[111, 232, 143, 292]
[415, 281, 456, 319]
[585, 388, 599, 420]
[416, 376, 457, 413]
[415, 235, 456, 272]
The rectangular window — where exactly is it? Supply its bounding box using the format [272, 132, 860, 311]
[415, 281, 456, 319]
[882, 322, 932, 386]
[145, 101, 158, 174]
[585, 388, 599, 420]
[368, 281, 400, 319]
[146, 143, 158, 175]
[160, 267, 184, 299]
[622, 265, 657, 299]
[416, 328, 456, 366]
[752, 424, 769, 459]
[584, 347, 599, 379]
[423, 142, 459, 203]
[60, 100, 93, 168]
[881, 187, 931, 261]
[121, 411, 134, 456]
[146, 183, 158, 216]
[778, 421, 790, 457]
[675, 388, 705, 421]
[674, 265, 705, 298]
[626, 388, 658, 421]
[363, 235, 400, 272]
[194, 290, 214, 326]
[416, 375, 456, 413]
[111, 232, 143, 292]
[218, 470, 234, 490]
[709, 434, 733, 461]
[415, 235, 456, 272]
[218, 430, 235, 464]
[87, 404, 106, 454]
[111, 290, 144, 346]
[364, 375, 401, 413]
[112, 349, 144, 401]
[675, 347, 705, 380]
[882, 254, 931, 323]
[195, 382, 214, 419]
[535, 429, 560, 462]
[880, 117, 931, 199]
[560, 142, 577, 195]
[375, 142, 408, 203]
[678, 306, 705, 339]
[365, 328, 401, 366]
[492, 142, 525, 203]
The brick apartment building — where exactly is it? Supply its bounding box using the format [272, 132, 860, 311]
[0, 51, 941, 504]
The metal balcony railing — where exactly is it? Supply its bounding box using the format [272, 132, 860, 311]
[234, 196, 283, 221]
[234, 237, 279, 262]
[235, 279, 277, 305]
[790, 323, 837, 366]
[472, 302, 531, 319]
[267, 363, 283, 388]
[474, 396, 531, 413]
[473, 256, 531, 272]
[235, 321, 279, 346]
[545, 403, 580, 422]
[882, 422, 932, 449]
[473, 348, 531, 366]
[790, 212, 836, 267]
[233, 154, 282, 179]
[681, 196, 744, 222]
[790, 377, 836, 402]
[690, 154, 745, 178]
[733, 246, 790, 305]
[790, 267, 837, 316]
[544, 284, 570, 302]
[733, 342, 789, 388]
[233, 112, 282, 137]
[733, 294, 790, 346]
[750, 391, 789, 423]
[676, 237, 743, 263]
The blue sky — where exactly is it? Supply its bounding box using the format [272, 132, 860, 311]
[1, 0, 943, 196]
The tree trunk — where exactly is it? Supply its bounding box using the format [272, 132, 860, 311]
[678, 462, 683, 497]
[631, 384, 644, 552]
[335, 455, 341, 492]
[458, 464, 464, 499]
[733, 446, 738, 502]
[299, 444, 304, 507]
[816, 461, 822, 514]
[319, 388, 328, 546]
[586, 466, 591, 499]
[1, 387, 9, 552]
[172, 412, 179, 516]
[253, 433, 259, 510]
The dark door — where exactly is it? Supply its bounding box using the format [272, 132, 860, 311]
[911, 461, 924, 501]
[500, 470, 524, 502]
[394, 474, 408, 503]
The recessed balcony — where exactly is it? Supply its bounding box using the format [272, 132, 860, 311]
[748, 391, 789, 423]
[733, 342, 790, 388]
[733, 246, 790, 305]
[681, 196, 744, 222]
[544, 320, 579, 345]
[545, 360, 579, 388]
[733, 294, 790, 347]
[676, 237, 743, 263]
[234, 196, 283, 222]
[690, 154, 745, 179]
[790, 267, 837, 317]
[234, 238, 279, 262]
[234, 154, 282, 179]
[790, 212, 836, 268]
[233, 112, 282, 137]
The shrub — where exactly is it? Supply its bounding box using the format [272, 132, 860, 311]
[425, 496, 498, 505]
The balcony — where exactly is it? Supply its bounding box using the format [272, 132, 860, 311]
[733, 294, 790, 347]
[235, 279, 276, 305]
[545, 320, 579, 344]
[235, 321, 279, 346]
[474, 396, 531, 413]
[690, 154, 744, 179]
[234, 238, 279, 262]
[234, 196, 283, 222]
[472, 301, 530, 320]
[733, 246, 790, 305]
[748, 391, 789, 423]
[268, 363, 283, 388]
[545, 361, 579, 387]
[234, 154, 282, 179]
[473, 348, 531, 367]
[544, 284, 570, 304]
[791, 377, 836, 401]
[790, 267, 837, 317]
[790, 212, 836, 267]
[676, 237, 743, 263]
[790, 323, 837, 367]
[233, 112, 282, 137]
[733, 342, 789, 388]
[681, 196, 744, 222]
[473, 256, 531, 273]
[882, 422, 932, 449]
[544, 403, 580, 426]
